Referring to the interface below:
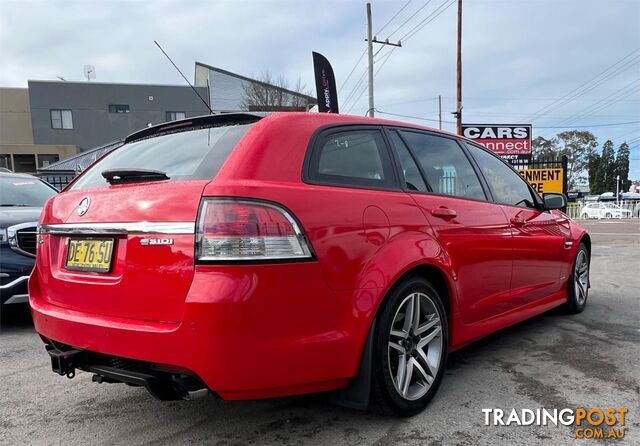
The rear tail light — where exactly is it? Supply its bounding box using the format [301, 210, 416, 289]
[196, 198, 313, 261]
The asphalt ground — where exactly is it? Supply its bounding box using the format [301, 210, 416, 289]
[1, 219, 638, 445]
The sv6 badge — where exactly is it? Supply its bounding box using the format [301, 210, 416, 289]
[140, 238, 174, 246]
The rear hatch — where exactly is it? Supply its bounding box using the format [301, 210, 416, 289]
[37, 116, 259, 323]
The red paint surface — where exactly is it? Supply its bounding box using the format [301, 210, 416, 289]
[30, 113, 588, 399]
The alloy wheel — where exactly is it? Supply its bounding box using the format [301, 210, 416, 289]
[388, 292, 443, 401]
[574, 250, 589, 305]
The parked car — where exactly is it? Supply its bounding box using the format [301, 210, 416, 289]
[30, 113, 590, 416]
[580, 202, 632, 219]
[1, 172, 57, 311]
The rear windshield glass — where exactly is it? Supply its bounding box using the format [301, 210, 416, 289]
[0, 177, 57, 207]
[70, 124, 254, 190]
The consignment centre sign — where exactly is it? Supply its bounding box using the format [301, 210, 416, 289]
[518, 168, 564, 194]
[462, 124, 532, 161]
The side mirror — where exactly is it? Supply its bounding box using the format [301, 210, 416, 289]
[543, 193, 567, 210]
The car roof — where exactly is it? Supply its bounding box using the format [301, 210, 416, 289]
[124, 111, 457, 145]
[0, 171, 41, 180]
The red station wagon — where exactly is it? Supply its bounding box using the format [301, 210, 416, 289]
[30, 113, 590, 415]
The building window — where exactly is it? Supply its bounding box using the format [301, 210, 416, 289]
[13, 154, 37, 173]
[166, 111, 186, 122]
[0, 154, 12, 171]
[51, 109, 73, 129]
[37, 154, 60, 169]
[109, 104, 130, 113]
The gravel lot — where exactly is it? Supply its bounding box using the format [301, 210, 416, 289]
[1, 220, 638, 445]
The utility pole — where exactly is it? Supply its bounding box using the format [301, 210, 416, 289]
[365, 3, 402, 117]
[367, 3, 374, 117]
[438, 95, 442, 130]
[455, 0, 463, 135]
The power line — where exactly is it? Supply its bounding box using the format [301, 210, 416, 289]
[535, 120, 640, 129]
[346, 47, 399, 114]
[375, 0, 413, 35]
[386, 0, 434, 39]
[550, 79, 640, 129]
[522, 48, 640, 123]
[376, 109, 457, 124]
[339, 49, 366, 94]
[400, 0, 457, 43]
[343, 46, 392, 111]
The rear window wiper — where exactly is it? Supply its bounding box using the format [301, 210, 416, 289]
[102, 169, 170, 185]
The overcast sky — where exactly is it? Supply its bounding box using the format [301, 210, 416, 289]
[1, 0, 639, 181]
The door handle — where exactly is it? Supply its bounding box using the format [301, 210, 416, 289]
[431, 207, 457, 219]
[510, 216, 526, 226]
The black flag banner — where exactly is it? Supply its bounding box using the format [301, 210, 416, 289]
[312, 52, 339, 113]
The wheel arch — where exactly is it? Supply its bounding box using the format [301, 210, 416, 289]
[384, 263, 453, 319]
[580, 233, 591, 258]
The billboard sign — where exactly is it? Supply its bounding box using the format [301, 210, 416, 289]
[462, 124, 532, 161]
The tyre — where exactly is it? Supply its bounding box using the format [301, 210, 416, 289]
[370, 276, 448, 416]
[580, 213, 588, 219]
[564, 243, 590, 314]
[605, 212, 612, 218]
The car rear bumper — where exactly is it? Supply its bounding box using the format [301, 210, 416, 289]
[29, 263, 371, 400]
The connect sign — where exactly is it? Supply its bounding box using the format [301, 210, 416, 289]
[518, 168, 564, 194]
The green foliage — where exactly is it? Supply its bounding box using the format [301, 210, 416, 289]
[585, 140, 632, 195]
[531, 131, 597, 188]
[587, 151, 602, 194]
[600, 140, 616, 192]
[615, 142, 630, 192]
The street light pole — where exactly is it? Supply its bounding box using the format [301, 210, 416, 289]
[616, 175, 620, 206]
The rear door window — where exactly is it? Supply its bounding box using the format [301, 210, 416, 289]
[307, 128, 397, 189]
[71, 124, 254, 190]
[399, 131, 486, 201]
[387, 131, 428, 192]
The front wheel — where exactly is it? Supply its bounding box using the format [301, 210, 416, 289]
[564, 243, 590, 313]
[370, 277, 448, 416]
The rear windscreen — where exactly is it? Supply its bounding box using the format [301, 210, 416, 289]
[70, 123, 254, 190]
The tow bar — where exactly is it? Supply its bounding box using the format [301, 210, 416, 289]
[44, 343, 210, 401]
[46, 344, 85, 379]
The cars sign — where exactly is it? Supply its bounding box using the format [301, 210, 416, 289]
[462, 124, 532, 162]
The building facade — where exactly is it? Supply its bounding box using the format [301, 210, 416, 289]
[0, 88, 77, 173]
[28, 80, 211, 151]
[194, 62, 316, 112]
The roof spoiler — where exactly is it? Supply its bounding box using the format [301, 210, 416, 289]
[124, 112, 267, 144]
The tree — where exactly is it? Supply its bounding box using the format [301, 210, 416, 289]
[615, 142, 630, 192]
[531, 136, 558, 159]
[600, 140, 616, 192]
[587, 151, 602, 194]
[556, 131, 598, 189]
[532, 131, 597, 189]
[241, 71, 315, 111]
